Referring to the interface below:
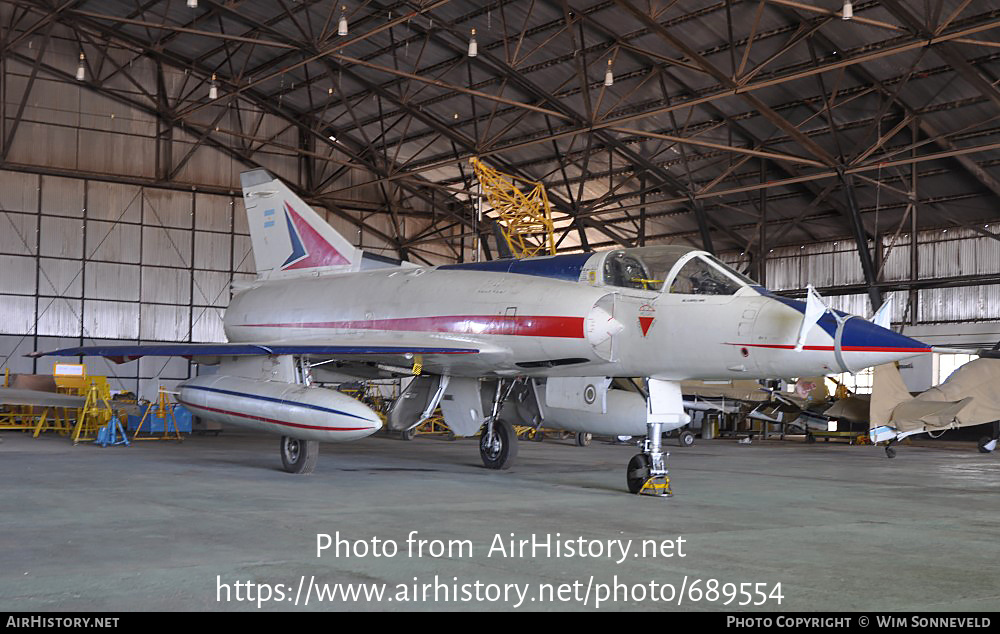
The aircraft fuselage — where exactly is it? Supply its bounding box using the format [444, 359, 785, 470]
[224, 249, 928, 382]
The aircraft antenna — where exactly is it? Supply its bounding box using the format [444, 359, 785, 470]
[470, 157, 557, 258]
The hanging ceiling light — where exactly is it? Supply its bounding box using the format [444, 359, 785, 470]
[468, 28, 477, 57]
[338, 6, 348, 36]
[208, 73, 218, 100]
[842, 0, 853, 20]
[604, 59, 614, 87]
[187, 0, 198, 8]
[75, 52, 86, 81]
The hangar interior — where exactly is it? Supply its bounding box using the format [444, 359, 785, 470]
[3, 0, 1000, 613]
[2, 0, 999, 402]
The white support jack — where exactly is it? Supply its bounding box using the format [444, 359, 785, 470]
[627, 378, 690, 496]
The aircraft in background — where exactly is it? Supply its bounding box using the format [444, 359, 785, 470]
[681, 377, 835, 435]
[31, 169, 951, 494]
[869, 357, 1000, 457]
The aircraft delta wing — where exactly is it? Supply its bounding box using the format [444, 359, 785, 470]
[32, 168, 940, 495]
[28, 341, 488, 367]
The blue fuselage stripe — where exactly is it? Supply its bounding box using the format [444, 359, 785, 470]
[437, 252, 593, 282]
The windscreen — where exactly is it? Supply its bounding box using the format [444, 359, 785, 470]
[669, 255, 753, 295]
[601, 246, 695, 291]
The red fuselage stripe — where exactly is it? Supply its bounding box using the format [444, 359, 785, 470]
[178, 399, 374, 432]
[727, 343, 931, 352]
[240, 315, 586, 339]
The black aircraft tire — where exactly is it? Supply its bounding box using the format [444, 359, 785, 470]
[280, 436, 319, 474]
[885, 446, 896, 459]
[401, 426, 416, 441]
[677, 430, 695, 447]
[978, 436, 994, 453]
[480, 419, 518, 470]
[575, 432, 592, 447]
[627, 453, 651, 494]
[532, 430, 545, 442]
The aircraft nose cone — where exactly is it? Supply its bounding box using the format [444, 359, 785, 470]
[840, 317, 930, 369]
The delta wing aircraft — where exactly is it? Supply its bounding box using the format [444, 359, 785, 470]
[32, 169, 948, 494]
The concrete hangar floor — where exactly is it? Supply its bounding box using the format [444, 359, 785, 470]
[0, 430, 996, 612]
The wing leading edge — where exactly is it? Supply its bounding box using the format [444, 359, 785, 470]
[29, 343, 481, 364]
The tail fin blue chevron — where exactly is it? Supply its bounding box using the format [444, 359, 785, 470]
[240, 169, 361, 279]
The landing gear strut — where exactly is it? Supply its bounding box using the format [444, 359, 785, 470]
[628, 422, 672, 496]
[280, 436, 319, 474]
[628, 379, 688, 496]
[884, 438, 897, 459]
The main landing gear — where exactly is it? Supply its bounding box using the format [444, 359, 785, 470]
[280, 435, 319, 474]
[677, 429, 696, 447]
[480, 418, 518, 470]
[479, 378, 521, 470]
[627, 379, 689, 496]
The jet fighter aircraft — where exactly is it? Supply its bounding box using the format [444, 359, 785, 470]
[33, 169, 939, 494]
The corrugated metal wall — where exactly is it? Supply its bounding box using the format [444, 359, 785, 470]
[0, 36, 468, 398]
[0, 170, 256, 398]
[0, 165, 464, 398]
[725, 228, 1000, 323]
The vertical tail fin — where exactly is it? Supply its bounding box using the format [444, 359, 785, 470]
[240, 169, 361, 279]
[870, 362, 913, 427]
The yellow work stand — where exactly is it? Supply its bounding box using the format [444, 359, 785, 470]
[71, 380, 113, 444]
[132, 387, 182, 441]
[32, 407, 72, 438]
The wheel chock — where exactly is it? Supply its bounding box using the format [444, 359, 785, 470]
[639, 475, 672, 497]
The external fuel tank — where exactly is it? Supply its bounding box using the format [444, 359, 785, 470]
[178, 375, 382, 442]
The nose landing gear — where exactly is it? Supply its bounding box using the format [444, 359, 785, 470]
[627, 379, 688, 496]
[627, 422, 672, 496]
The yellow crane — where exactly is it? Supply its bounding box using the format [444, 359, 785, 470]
[470, 157, 557, 259]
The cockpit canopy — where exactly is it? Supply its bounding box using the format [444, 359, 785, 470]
[601, 246, 756, 295]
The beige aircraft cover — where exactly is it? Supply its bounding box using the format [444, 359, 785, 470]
[870, 358, 1000, 433]
[823, 395, 871, 422]
[680, 379, 769, 402]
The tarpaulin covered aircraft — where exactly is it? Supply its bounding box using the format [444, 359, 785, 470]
[33, 169, 942, 494]
[869, 358, 1000, 457]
